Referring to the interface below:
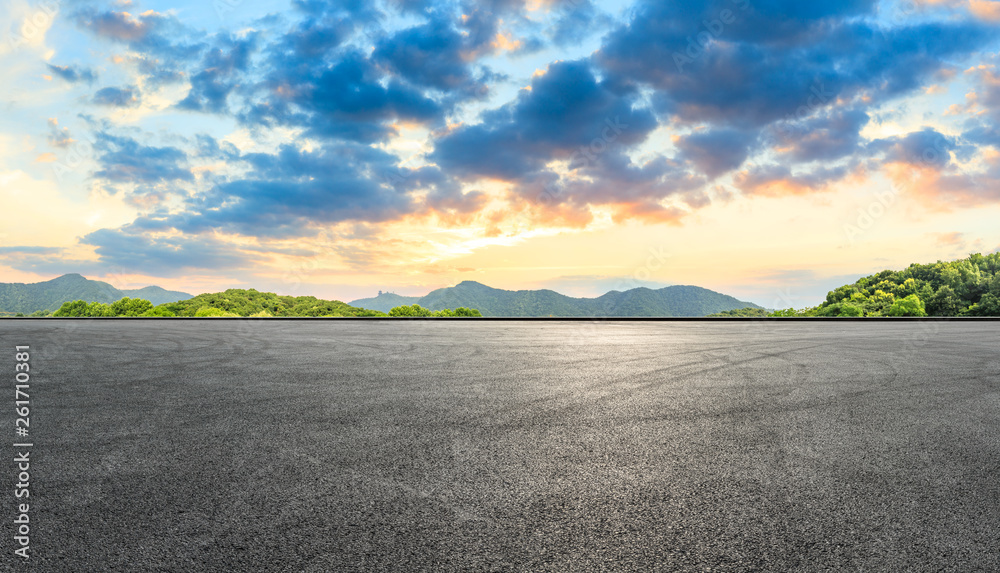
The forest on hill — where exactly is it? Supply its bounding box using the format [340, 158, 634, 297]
[763, 253, 1000, 317]
[47, 289, 481, 318]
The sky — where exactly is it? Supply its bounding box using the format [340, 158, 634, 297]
[1, 0, 1000, 307]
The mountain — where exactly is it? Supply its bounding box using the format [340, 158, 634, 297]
[120, 286, 196, 306]
[347, 292, 422, 313]
[0, 274, 192, 314]
[355, 281, 762, 317]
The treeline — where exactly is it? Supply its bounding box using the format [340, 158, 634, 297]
[774, 253, 1000, 317]
[48, 289, 483, 318]
[387, 304, 482, 317]
[706, 307, 771, 317]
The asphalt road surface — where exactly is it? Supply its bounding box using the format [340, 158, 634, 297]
[1, 320, 998, 572]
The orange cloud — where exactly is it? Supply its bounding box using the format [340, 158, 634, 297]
[733, 164, 853, 197]
[929, 231, 966, 246]
[492, 31, 522, 52]
[34, 153, 57, 163]
[503, 195, 594, 231]
[883, 159, 1000, 211]
[609, 202, 686, 225]
[944, 90, 981, 116]
[969, 0, 1000, 20]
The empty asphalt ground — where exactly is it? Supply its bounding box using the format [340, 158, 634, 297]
[1, 320, 999, 571]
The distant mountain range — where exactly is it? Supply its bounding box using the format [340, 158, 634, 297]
[1, 274, 760, 317]
[349, 291, 421, 312]
[0, 274, 192, 314]
[350, 281, 761, 317]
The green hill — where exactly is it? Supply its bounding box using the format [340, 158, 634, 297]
[154, 289, 384, 317]
[411, 281, 761, 317]
[0, 274, 192, 314]
[347, 292, 422, 313]
[797, 252, 1000, 317]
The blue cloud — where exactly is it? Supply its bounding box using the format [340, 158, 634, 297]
[177, 35, 258, 113]
[46, 64, 97, 84]
[770, 108, 870, 163]
[113, 140, 476, 239]
[92, 86, 140, 107]
[433, 60, 657, 180]
[962, 122, 1000, 148]
[547, 0, 611, 47]
[374, 17, 484, 94]
[0, 246, 63, 255]
[93, 133, 193, 184]
[869, 128, 956, 168]
[597, 1, 997, 129]
[676, 128, 759, 178]
[244, 50, 444, 143]
[80, 228, 255, 274]
[74, 8, 204, 61]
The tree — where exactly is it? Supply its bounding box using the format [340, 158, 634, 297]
[111, 297, 154, 317]
[388, 304, 433, 317]
[927, 285, 963, 316]
[895, 277, 919, 297]
[839, 303, 864, 317]
[768, 308, 798, 317]
[354, 309, 388, 317]
[967, 293, 1000, 316]
[142, 307, 176, 317]
[194, 306, 239, 317]
[887, 294, 927, 317]
[53, 300, 90, 317]
[86, 302, 114, 317]
[453, 307, 482, 317]
[865, 289, 896, 316]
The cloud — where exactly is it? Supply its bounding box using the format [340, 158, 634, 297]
[432, 60, 657, 180]
[92, 132, 193, 184]
[80, 228, 255, 275]
[108, 140, 480, 239]
[676, 128, 758, 178]
[128, 55, 186, 87]
[869, 128, 957, 168]
[969, 0, 1000, 21]
[74, 8, 203, 61]
[92, 86, 140, 107]
[0, 246, 63, 255]
[46, 64, 97, 84]
[374, 17, 487, 94]
[596, 0, 996, 129]
[877, 131, 1000, 208]
[963, 122, 1000, 146]
[734, 163, 853, 197]
[47, 118, 74, 148]
[176, 34, 257, 113]
[546, 0, 611, 47]
[930, 231, 966, 246]
[243, 50, 444, 143]
[770, 107, 870, 163]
